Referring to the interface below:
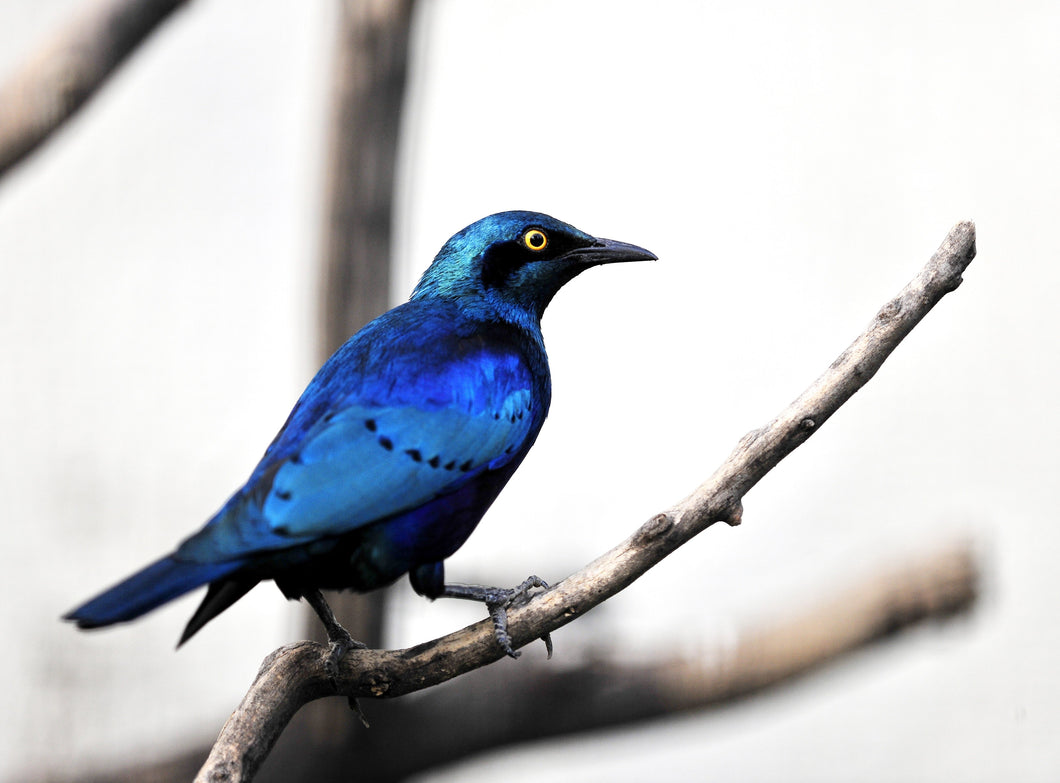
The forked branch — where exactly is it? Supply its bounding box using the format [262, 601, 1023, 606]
[195, 221, 977, 782]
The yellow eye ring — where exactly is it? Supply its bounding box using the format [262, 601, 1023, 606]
[522, 229, 548, 252]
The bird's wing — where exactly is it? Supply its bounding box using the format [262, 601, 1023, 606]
[261, 390, 534, 538]
[174, 300, 548, 563]
[176, 388, 536, 561]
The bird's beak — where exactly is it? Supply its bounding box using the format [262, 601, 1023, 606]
[563, 238, 658, 266]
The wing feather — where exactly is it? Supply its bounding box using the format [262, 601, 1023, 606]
[262, 392, 533, 538]
[174, 301, 548, 564]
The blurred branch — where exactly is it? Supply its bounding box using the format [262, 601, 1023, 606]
[659, 539, 978, 704]
[302, 0, 417, 747]
[0, 0, 189, 178]
[311, 0, 417, 650]
[318, 0, 415, 355]
[195, 221, 978, 782]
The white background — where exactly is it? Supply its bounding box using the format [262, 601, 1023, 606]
[1, 1, 1057, 780]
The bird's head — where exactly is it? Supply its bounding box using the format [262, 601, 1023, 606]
[411, 211, 656, 327]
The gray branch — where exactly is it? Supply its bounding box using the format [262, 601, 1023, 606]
[257, 539, 979, 782]
[0, 0, 189, 177]
[195, 221, 978, 782]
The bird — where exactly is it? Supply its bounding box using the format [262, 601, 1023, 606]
[65, 210, 656, 668]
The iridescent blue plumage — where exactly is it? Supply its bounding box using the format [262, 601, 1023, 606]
[65, 211, 655, 657]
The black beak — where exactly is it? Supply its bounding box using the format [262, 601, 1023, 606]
[564, 237, 658, 266]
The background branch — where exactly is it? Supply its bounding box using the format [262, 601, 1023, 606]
[195, 221, 978, 782]
[303, 0, 418, 747]
[0, 0, 189, 178]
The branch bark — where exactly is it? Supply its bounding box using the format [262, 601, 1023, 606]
[196, 221, 977, 782]
[0, 0, 189, 178]
[72, 540, 977, 783]
[260, 539, 979, 782]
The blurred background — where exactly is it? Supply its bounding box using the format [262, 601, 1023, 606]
[1, 0, 1057, 780]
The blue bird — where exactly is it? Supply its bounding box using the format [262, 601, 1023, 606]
[65, 211, 655, 666]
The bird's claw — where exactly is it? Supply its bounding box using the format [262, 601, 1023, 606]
[324, 626, 368, 722]
[540, 631, 554, 660]
[480, 574, 550, 607]
[440, 574, 551, 658]
[304, 588, 367, 685]
[348, 696, 370, 726]
[324, 626, 367, 681]
[510, 574, 550, 601]
[484, 575, 550, 659]
[486, 601, 518, 657]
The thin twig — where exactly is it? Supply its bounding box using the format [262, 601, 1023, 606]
[0, 0, 189, 178]
[195, 221, 977, 782]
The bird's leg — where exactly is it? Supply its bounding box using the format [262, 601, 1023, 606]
[440, 575, 552, 659]
[304, 589, 367, 681]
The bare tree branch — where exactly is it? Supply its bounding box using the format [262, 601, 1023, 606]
[263, 540, 980, 782]
[69, 540, 977, 783]
[192, 221, 977, 782]
[318, 0, 415, 356]
[0, 0, 189, 178]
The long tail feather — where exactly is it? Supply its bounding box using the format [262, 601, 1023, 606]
[178, 577, 259, 646]
[64, 555, 244, 629]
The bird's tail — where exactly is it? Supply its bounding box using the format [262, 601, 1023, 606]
[64, 554, 244, 630]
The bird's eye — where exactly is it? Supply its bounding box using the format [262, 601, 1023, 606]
[522, 229, 548, 252]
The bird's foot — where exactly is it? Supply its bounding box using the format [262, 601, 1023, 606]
[324, 623, 367, 682]
[304, 588, 367, 683]
[442, 575, 552, 659]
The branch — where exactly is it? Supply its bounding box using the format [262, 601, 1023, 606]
[196, 221, 977, 782]
[0, 0, 189, 178]
[259, 540, 980, 782]
[658, 539, 978, 705]
[66, 540, 977, 783]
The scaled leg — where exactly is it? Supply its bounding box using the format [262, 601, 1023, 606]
[304, 589, 367, 680]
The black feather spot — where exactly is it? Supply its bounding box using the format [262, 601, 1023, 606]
[443, 460, 456, 470]
[378, 436, 393, 451]
[428, 455, 441, 468]
[323, 411, 335, 423]
[275, 490, 292, 501]
[459, 459, 473, 472]
[365, 418, 377, 432]
[406, 449, 423, 462]
[517, 410, 524, 420]
[504, 446, 514, 455]
[290, 453, 303, 465]
[509, 414, 516, 423]
[494, 413, 500, 420]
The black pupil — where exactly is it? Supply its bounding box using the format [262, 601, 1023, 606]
[528, 232, 544, 248]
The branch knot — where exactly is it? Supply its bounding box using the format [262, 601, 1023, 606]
[633, 513, 673, 545]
